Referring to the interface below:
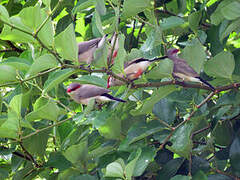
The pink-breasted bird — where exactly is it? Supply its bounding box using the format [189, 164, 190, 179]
[167, 48, 215, 90]
[107, 56, 167, 88]
[67, 83, 126, 105]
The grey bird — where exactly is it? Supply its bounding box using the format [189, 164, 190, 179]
[167, 48, 215, 90]
[107, 56, 167, 88]
[67, 83, 126, 105]
[78, 33, 119, 64]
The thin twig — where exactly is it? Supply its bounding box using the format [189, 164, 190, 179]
[20, 116, 73, 140]
[213, 168, 240, 180]
[19, 142, 40, 168]
[0, 67, 60, 87]
[157, 131, 173, 151]
[174, 92, 216, 129]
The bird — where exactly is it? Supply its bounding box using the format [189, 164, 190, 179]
[167, 48, 215, 90]
[67, 83, 126, 105]
[78, 35, 108, 64]
[107, 56, 168, 88]
[78, 33, 119, 65]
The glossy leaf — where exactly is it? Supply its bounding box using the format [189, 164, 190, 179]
[230, 135, 240, 174]
[46, 152, 72, 171]
[1, 57, 31, 73]
[171, 175, 191, 180]
[188, 11, 202, 32]
[146, 59, 173, 79]
[212, 121, 233, 146]
[181, 40, 206, 74]
[153, 98, 176, 125]
[122, 0, 151, 19]
[72, 75, 107, 88]
[131, 86, 177, 115]
[119, 120, 165, 151]
[157, 158, 185, 179]
[220, 1, 240, 20]
[167, 118, 201, 158]
[161, 16, 185, 31]
[105, 160, 124, 178]
[55, 24, 78, 62]
[125, 148, 141, 179]
[26, 54, 58, 76]
[0, 65, 17, 84]
[43, 68, 77, 93]
[204, 51, 235, 79]
[0, 5, 10, 23]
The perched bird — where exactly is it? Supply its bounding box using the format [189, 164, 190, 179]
[78, 35, 108, 64]
[67, 83, 126, 105]
[167, 48, 215, 90]
[107, 56, 167, 88]
[78, 33, 119, 64]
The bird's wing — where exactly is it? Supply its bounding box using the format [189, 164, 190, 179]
[124, 58, 148, 68]
[173, 59, 199, 77]
[78, 38, 101, 54]
[76, 84, 111, 99]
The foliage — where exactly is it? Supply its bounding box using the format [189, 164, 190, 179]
[0, 0, 240, 179]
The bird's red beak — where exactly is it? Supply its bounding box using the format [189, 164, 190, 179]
[67, 88, 71, 93]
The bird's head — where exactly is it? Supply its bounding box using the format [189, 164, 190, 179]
[67, 83, 81, 93]
[167, 48, 179, 57]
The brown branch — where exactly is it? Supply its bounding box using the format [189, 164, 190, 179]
[157, 131, 173, 151]
[20, 116, 73, 140]
[0, 67, 60, 87]
[213, 168, 240, 180]
[174, 91, 216, 129]
[19, 142, 40, 168]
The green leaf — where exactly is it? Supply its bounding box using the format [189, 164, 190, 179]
[140, 27, 162, 52]
[92, 40, 108, 68]
[26, 97, 61, 122]
[55, 24, 78, 62]
[119, 120, 165, 151]
[125, 148, 141, 179]
[204, 51, 235, 79]
[0, 17, 34, 43]
[18, 5, 54, 47]
[0, 96, 21, 138]
[212, 121, 233, 146]
[22, 126, 51, 158]
[0, 4, 10, 23]
[122, 0, 151, 19]
[112, 34, 126, 74]
[161, 16, 185, 31]
[92, 11, 104, 37]
[167, 118, 201, 158]
[0, 65, 17, 84]
[95, 0, 106, 15]
[131, 86, 177, 115]
[186, 0, 195, 11]
[193, 171, 208, 180]
[72, 75, 107, 88]
[46, 152, 72, 171]
[230, 135, 240, 174]
[146, 59, 173, 79]
[105, 161, 124, 178]
[220, 19, 240, 41]
[26, 54, 58, 76]
[188, 11, 202, 32]
[73, 0, 95, 14]
[210, 0, 232, 25]
[181, 40, 206, 74]
[157, 158, 185, 179]
[43, 68, 77, 93]
[220, 1, 240, 20]
[9, 94, 22, 118]
[133, 147, 156, 176]
[153, 98, 176, 125]
[1, 57, 31, 74]
[63, 140, 88, 167]
[171, 175, 191, 180]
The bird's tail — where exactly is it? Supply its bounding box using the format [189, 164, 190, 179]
[102, 93, 126, 102]
[197, 77, 215, 91]
[149, 56, 168, 62]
